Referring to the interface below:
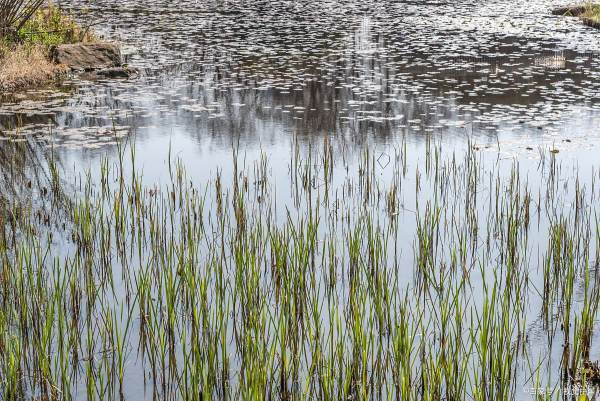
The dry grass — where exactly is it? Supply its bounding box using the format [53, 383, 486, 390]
[0, 44, 67, 91]
[581, 4, 600, 23]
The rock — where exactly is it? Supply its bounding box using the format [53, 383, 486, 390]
[94, 67, 139, 79]
[50, 43, 122, 71]
[552, 6, 586, 16]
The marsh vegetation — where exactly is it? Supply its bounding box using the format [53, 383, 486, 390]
[1, 0, 600, 400]
[0, 135, 599, 400]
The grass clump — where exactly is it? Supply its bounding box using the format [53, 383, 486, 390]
[554, 3, 600, 27]
[581, 3, 600, 23]
[0, 43, 66, 90]
[0, 4, 94, 91]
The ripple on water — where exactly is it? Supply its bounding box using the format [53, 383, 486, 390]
[0, 0, 599, 154]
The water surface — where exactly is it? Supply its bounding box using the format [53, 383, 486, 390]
[1, 1, 600, 400]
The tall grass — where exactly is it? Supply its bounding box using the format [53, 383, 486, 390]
[0, 136, 599, 400]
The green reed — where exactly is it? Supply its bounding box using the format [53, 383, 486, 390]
[0, 138, 598, 401]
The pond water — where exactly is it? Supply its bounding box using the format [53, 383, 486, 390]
[1, 0, 599, 171]
[1, 1, 600, 400]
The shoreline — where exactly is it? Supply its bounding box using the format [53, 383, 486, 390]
[0, 4, 96, 92]
[0, 45, 69, 92]
[552, 4, 600, 29]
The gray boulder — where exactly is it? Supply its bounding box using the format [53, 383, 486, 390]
[51, 43, 122, 71]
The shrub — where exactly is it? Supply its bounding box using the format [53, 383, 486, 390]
[0, 0, 45, 39]
[18, 4, 95, 45]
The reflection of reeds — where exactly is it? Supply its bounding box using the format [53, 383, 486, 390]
[0, 136, 69, 255]
[0, 138, 51, 211]
[0, 138, 599, 400]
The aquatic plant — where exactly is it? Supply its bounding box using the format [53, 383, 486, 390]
[0, 134, 598, 400]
